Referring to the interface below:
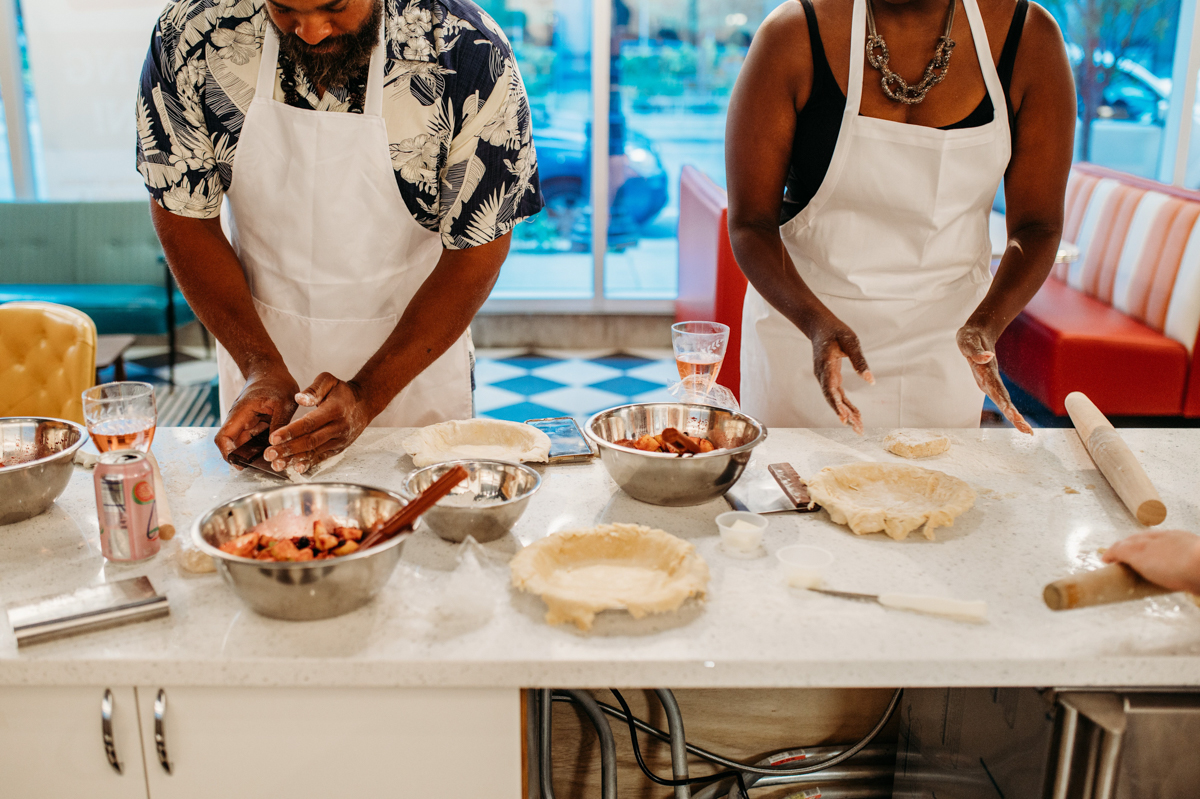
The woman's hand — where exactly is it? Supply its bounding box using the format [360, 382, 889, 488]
[215, 368, 299, 463]
[956, 324, 1032, 434]
[1102, 530, 1200, 595]
[806, 311, 874, 434]
[263, 373, 375, 474]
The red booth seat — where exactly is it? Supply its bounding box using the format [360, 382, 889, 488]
[676, 165, 746, 399]
[997, 163, 1200, 417]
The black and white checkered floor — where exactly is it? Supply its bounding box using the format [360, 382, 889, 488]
[114, 346, 681, 428]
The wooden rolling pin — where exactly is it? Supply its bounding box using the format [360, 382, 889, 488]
[1064, 392, 1166, 526]
[145, 451, 175, 541]
[1044, 563, 1171, 610]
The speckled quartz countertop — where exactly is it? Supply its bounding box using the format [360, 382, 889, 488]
[1, 427, 1198, 689]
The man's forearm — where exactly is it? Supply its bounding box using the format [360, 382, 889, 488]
[352, 233, 510, 417]
[149, 201, 289, 380]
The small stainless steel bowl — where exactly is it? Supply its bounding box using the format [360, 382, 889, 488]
[584, 403, 767, 506]
[403, 459, 541, 543]
[192, 483, 411, 620]
[0, 417, 87, 525]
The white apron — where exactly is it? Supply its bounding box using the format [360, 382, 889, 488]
[740, 0, 1010, 428]
[216, 24, 473, 427]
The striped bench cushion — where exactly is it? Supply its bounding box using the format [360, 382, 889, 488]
[1059, 171, 1200, 355]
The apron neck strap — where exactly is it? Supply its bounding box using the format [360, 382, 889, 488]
[960, 0, 1010, 142]
[847, 0, 867, 117]
[363, 21, 386, 117]
[257, 25, 281, 99]
[256, 22, 387, 117]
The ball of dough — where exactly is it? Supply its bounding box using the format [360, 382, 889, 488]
[175, 547, 216, 574]
[883, 430, 951, 459]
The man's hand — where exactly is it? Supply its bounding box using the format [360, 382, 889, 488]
[806, 311, 874, 434]
[215, 368, 300, 462]
[1102, 530, 1200, 595]
[263, 373, 374, 474]
[956, 324, 1032, 435]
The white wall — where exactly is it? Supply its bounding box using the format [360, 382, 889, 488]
[20, 0, 164, 200]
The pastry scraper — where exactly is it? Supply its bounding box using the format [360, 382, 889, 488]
[807, 588, 988, 622]
[227, 426, 289, 481]
[725, 463, 820, 514]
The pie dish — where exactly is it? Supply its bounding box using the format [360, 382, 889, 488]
[805, 462, 976, 541]
[402, 419, 551, 467]
[509, 523, 710, 630]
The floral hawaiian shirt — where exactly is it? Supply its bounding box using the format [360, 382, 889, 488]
[136, 0, 543, 249]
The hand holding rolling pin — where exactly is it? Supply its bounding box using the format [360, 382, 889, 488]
[1103, 530, 1200, 595]
[1044, 530, 1200, 610]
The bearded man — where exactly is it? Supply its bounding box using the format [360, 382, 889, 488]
[137, 0, 543, 472]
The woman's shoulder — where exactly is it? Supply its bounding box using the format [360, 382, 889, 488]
[749, 0, 819, 81]
[754, 0, 811, 48]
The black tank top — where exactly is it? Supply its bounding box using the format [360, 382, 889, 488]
[780, 0, 1028, 224]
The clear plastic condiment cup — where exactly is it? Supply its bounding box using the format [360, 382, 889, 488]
[715, 511, 768, 557]
[776, 545, 834, 589]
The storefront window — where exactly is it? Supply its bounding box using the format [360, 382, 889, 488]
[1046, 0, 1181, 180]
[603, 0, 765, 300]
[19, 0, 161, 199]
[0, 90, 14, 200]
[488, 0, 596, 299]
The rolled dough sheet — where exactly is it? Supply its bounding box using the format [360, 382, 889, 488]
[403, 419, 551, 467]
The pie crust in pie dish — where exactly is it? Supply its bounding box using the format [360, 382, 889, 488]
[402, 419, 551, 467]
[509, 523, 710, 630]
[805, 462, 976, 541]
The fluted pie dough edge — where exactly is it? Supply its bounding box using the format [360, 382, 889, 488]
[510, 523, 710, 630]
[806, 462, 976, 541]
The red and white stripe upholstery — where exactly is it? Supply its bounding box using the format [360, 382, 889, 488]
[998, 163, 1200, 416]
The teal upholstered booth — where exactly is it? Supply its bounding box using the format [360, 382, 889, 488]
[0, 201, 198, 373]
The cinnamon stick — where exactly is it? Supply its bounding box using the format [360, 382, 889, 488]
[360, 465, 469, 550]
[661, 427, 702, 454]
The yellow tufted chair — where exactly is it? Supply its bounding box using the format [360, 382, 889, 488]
[0, 301, 97, 424]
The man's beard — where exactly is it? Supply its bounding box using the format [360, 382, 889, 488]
[269, 0, 383, 91]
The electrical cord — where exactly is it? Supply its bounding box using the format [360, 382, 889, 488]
[609, 689, 752, 798]
[554, 687, 902, 778]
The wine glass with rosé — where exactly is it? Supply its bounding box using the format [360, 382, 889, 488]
[82, 382, 157, 453]
[671, 321, 730, 395]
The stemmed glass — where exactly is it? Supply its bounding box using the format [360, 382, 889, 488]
[82, 382, 158, 453]
[671, 321, 730, 395]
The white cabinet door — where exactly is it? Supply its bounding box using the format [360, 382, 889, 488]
[0, 686, 148, 799]
[136, 686, 521, 799]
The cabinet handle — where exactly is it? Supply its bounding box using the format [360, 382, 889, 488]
[154, 689, 173, 774]
[101, 689, 123, 775]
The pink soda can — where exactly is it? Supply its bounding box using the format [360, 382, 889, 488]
[94, 451, 160, 562]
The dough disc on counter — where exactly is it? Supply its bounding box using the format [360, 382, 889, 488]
[510, 523, 709, 630]
[883, 430, 951, 459]
[806, 462, 975, 541]
[402, 419, 551, 467]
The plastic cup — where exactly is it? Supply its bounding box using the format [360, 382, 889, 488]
[672, 321, 729, 395]
[715, 511, 768, 557]
[777, 545, 834, 588]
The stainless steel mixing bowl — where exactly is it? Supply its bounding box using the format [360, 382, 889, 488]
[192, 483, 412, 620]
[0, 417, 87, 525]
[584, 403, 767, 506]
[403, 459, 541, 543]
